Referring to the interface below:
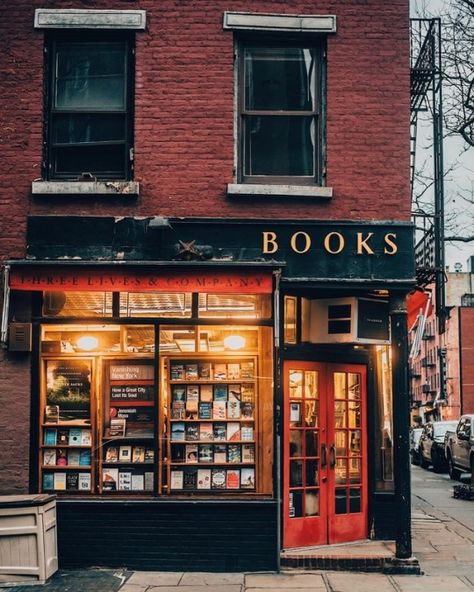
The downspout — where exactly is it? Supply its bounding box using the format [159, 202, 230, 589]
[1, 265, 11, 346]
[273, 268, 281, 572]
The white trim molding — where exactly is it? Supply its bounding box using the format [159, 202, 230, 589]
[223, 12, 336, 33]
[32, 181, 140, 196]
[227, 184, 333, 199]
[34, 9, 147, 30]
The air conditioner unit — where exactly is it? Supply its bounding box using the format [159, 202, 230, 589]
[309, 297, 390, 344]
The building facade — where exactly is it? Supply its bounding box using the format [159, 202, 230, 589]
[0, 1, 413, 571]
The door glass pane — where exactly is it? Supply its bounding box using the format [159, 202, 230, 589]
[289, 370, 303, 398]
[305, 460, 319, 486]
[348, 373, 361, 399]
[289, 430, 303, 457]
[305, 489, 319, 516]
[348, 402, 361, 428]
[304, 400, 318, 427]
[304, 371, 318, 398]
[335, 488, 347, 514]
[349, 488, 361, 513]
[289, 490, 303, 518]
[334, 401, 346, 428]
[349, 458, 361, 484]
[335, 431, 347, 456]
[290, 402, 302, 427]
[334, 372, 346, 399]
[243, 115, 315, 176]
[335, 459, 347, 485]
[290, 460, 303, 487]
[349, 430, 361, 455]
[305, 431, 318, 457]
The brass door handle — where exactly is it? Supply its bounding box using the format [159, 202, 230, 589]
[329, 444, 336, 468]
[321, 443, 327, 468]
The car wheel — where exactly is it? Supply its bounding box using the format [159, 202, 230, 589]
[448, 454, 461, 480]
[431, 449, 444, 473]
[411, 451, 420, 466]
[419, 448, 429, 469]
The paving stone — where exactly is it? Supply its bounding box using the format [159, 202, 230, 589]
[246, 589, 326, 592]
[127, 572, 183, 586]
[245, 573, 326, 588]
[180, 573, 244, 585]
[147, 587, 242, 592]
[393, 575, 474, 591]
[119, 586, 149, 592]
[326, 572, 396, 592]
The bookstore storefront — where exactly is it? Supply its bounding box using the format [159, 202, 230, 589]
[4, 217, 415, 571]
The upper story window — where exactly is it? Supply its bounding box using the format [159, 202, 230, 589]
[46, 34, 133, 181]
[239, 43, 324, 185]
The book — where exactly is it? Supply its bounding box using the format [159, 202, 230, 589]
[241, 426, 254, 441]
[118, 471, 132, 491]
[198, 363, 212, 380]
[170, 363, 184, 380]
[81, 429, 92, 445]
[171, 444, 185, 462]
[68, 428, 82, 446]
[213, 363, 227, 380]
[132, 446, 146, 463]
[43, 449, 57, 466]
[197, 468, 211, 489]
[242, 443, 255, 463]
[200, 385, 213, 402]
[183, 469, 198, 490]
[54, 472, 66, 491]
[227, 443, 241, 463]
[66, 473, 79, 491]
[42, 473, 54, 491]
[185, 423, 199, 441]
[227, 363, 241, 380]
[227, 422, 241, 441]
[102, 468, 119, 491]
[212, 400, 226, 420]
[78, 473, 91, 491]
[44, 428, 57, 446]
[185, 386, 199, 419]
[211, 468, 226, 489]
[213, 423, 226, 441]
[185, 444, 198, 463]
[241, 402, 254, 419]
[79, 449, 91, 466]
[213, 384, 228, 401]
[241, 361, 254, 379]
[185, 363, 199, 380]
[57, 429, 69, 445]
[214, 444, 227, 463]
[198, 444, 213, 463]
[241, 384, 254, 402]
[199, 401, 212, 419]
[171, 422, 185, 441]
[228, 384, 241, 401]
[227, 400, 241, 419]
[144, 447, 154, 462]
[119, 445, 132, 462]
[67, 449, 80, 466]
[56, 450, 67, 466]
[144, 471, 154, 491]
[199, 422, 213, 441]
[131, 474, 144, 491]
[171, 401, 185, 419]
[170, 470, 184, 490]
[172, 386, 186, 401]
[240, 468, 255, 489]
[45, 405, 59, 423]
[109, 418, 126, 437]
[226, 469, 240, 489]
[105, 446, 119, 463]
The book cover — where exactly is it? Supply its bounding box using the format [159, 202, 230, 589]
[242, 443, 255, 462]
[118, 471, 132, 491]
[54, 472, 66, 491]
[105, 446, 119, 463]
[170, 470, 184, 490]
[81, 429, 92, 445]
[131, 474, 144, 491]
[198, 363, 212, 380]
[185, 386, 199, 419]
[79, 449, 91, 466]
[212, 400, 226, 420]
[228, 384, 241, 402]
[42, 473, 54, 491]
[43, 449, 57, 466]
[44, 428, 57, 446]
[185, 363, 199, 380]
[185, 444, 198, 463]
[213, 423, 226, 441]
[171, 401, 185, 419]
[227, 400, 241, 419]
[66, 472, 79, 491]
[199, 401, 212, 419]
[227, 443, 241, 463]
[44, 405, 59, 423]
[119, 445, 132, 462]
[226, 469, 240, 489]
[197, 468, 211, 490]
[67, 449, 80, 466]
[241, 426, 254, 441]
[132, 446, 146, 463]
[227, 422, 241, 441]
[211, 468, 226, 489]
[171, 444, 185, 462]
[241, 361, 254, 379]
[241, 402, 254, 419]
[109, 418, 126, 437]
[172, 386, 186, 402]
[56, 450, 67, 466]
[199, 422, 213, 441]
[171, 422, 185, 441]
[241, 384, 254, 402]
[57, 429, 69, 445]
[68, 428, 82, 446]
[170, 363, 184, 380]
[213, 363, 227, 381]
[78, 473, 91, 491]
[144, 471, 154, 491]
[213, 444, 227, 463]
[183, 469, 198, 490]
[185, 423, 199, 441]
[240, 468, 255, 489]
[227, 363, 241, 380]
[213, 384, 228, 401]
[46, 359, 91, 422]
[198, 444, 213, 463]
[144, 447, 155, 462]
[200, 385, 213, 402]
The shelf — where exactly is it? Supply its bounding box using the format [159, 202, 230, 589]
[42, 422, 91, 427]
[171, 440, 255, 445]
[169, 380, 255, 385]
[103, 435, 155, 442]
[102, 462, 154, 466]
[41, 444, 92, 448]
[170, 462, 255, 466]
[170, 418, 254, 422]
[42, 465, 91, 470]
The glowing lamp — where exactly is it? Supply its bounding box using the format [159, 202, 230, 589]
[223, 335, 245, 350]
[76, 336, 99, 351]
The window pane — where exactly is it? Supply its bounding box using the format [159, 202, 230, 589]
[244, 48, 316, 111]
[55, 44, 126, 110]
[120, 292, 192, 318]
[244, 115, 315, 176]
[198, 294, 271, 319]
[53, 115, 125, 144]
[42, 291, 112, 317]
[54, 144, 125, 176]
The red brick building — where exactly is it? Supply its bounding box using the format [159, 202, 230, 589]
[0, 1, 414, 572]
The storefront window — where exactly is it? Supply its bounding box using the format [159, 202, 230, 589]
[374, 346, 394, 490]
[284, 296, 297, 344]
[120, 292, 192, 317]
[42, 291, 113, 317]
[198, 293, 271, 319]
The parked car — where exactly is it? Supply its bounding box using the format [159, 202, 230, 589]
[418, 420, 459, 472]
[410, 427, 423, 465]
[444, 415, 474, 480]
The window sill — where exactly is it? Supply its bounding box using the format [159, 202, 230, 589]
[32, 180, 139, 197]
[227, 183, 333, 199]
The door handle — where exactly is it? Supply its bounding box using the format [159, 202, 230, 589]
[329, 444, 336, 468]
[321, 444, 327, 468]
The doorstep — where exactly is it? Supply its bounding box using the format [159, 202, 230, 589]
[281, 540, 421, 574]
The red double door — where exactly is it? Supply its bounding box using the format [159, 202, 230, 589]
[283, 361, 368, 548]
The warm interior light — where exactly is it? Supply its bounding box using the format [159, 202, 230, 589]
[76, 335, 99, 351]
[223, 335, 246, 350]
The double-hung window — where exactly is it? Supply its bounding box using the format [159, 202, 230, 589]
[239, 42, 324, 185]
[46, 34, 133, 180]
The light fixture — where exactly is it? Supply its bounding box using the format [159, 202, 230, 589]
[76, 335, 99, 351]
[223, 334, 245, 350]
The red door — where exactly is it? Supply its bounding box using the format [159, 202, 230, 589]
[283, 362, 368, 548]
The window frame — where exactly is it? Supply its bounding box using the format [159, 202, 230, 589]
[44, 31, 134, 182]
[237, 36, 326, 186]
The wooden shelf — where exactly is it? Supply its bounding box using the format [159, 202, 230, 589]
[42, 465, 91, 470]
[170, 462, 255, 466]
[41, 444, 92, 448]
[42, 422, 92, 427]
[169, 380, 255, 385]
[102, 461, 154, 466]
[171, 440, 255, 445]
[169, 418, 254, 422]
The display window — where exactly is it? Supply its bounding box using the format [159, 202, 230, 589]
[37, 291, 274, 497]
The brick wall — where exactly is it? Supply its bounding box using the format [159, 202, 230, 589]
[460, 308, 474, 414]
